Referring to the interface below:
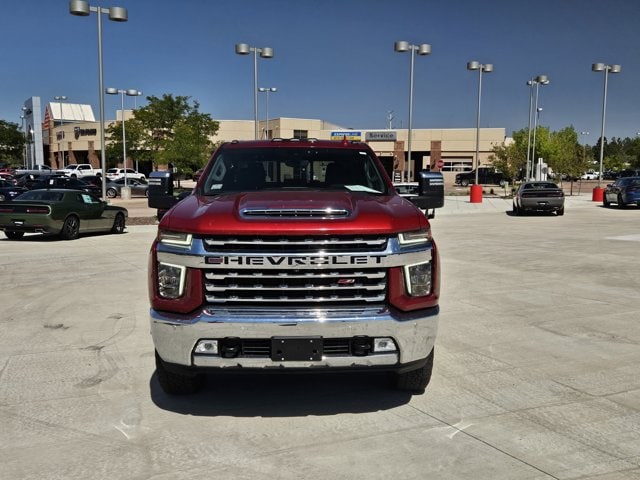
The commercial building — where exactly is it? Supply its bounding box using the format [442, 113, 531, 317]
[38, 101, 506, 183]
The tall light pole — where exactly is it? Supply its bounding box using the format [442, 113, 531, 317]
[394, 41, 431, 182]
[54, 95, 68, 168]
[258, 87, 277, 139]
[20, 107, 27, 168]
[69, 0, 128, 199]
[235, 43, 274, 140]
[526, 75, 549, 180]
[531, 107, 544, 180]
[580, 131, 590, 167]
[106, 88, 142, 190]
[592, 63, 621, 198]
[467, 61, 493, 203]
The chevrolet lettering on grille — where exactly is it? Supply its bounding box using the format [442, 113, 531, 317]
[205, 255, 385, 267]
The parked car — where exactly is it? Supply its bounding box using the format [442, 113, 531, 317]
[603, 176, 640, 208]
[580, 171, 599, 180]
[0, 180, 28, 201]
[29, 176, 101, 196]
[106, 168, 146, 181]
[613, 169, 640, 179]
[513, 181, 565, 216]
[0, 189, 127, 240]
[0, 173, 16, 184]
[105, 178, 149, 198]
[454, 167, 506, 187]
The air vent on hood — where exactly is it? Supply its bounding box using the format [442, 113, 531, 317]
[241, 208, 350, 218]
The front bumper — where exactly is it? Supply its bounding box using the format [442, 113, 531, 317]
[151, 305, 438, 370]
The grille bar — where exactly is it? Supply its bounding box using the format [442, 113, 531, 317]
[241, 208, 349, 218]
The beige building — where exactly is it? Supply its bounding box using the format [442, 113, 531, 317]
[45, 104, 506, 183]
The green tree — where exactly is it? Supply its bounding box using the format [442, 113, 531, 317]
[131, 94, 219, 175]
[105, 117, 149, 169]
[0, 120, 25, 166]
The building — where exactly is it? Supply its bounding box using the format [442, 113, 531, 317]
[43, 111, 506, 183]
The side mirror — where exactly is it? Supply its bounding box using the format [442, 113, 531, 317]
[148, 170, 176, 210]
[408, 171, 445, 218]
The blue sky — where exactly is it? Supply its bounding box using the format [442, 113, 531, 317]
[2, 0, 639, 143]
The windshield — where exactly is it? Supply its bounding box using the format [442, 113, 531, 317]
[201, 147, 389, 195]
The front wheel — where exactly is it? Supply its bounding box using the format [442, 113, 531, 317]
[60, 215, 80, 240]
[617, 194, 626, 209]
[106, 188, 118, 198]
[395, 349, 434, 393]
[499, 179, 507, 187]
[155, 351, 204, 395]
[557, 206, 565, 216]
[603, 195, 610, 207]
[5, 231, 25, 240]
[111, 212, 126, 234]
[460, 179, 469, 187]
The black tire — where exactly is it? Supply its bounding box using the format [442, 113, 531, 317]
[71, 174, 77, 179]
[603, 195, 610, 207]
[144, 189, 149, 197]
[0, 194, 5, 201]
[396, 349, 434, 393]
[60, 215, 80, 240]
[557, 206, 565, 216]
[512, 202, 520, 216]
[111, 212, 126, 234]
[155, 351, 204, 395]
[461, 179, 469, 187]
[106, 188, 118, 198]
[499, 179, 507, 187]
[617, 194, 625, 209]
[5, 231, 24, 240]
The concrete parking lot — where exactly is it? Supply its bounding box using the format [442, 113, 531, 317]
[1, 196, 639, 479]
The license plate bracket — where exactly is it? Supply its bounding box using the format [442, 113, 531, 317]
[271, 337, 323, 361]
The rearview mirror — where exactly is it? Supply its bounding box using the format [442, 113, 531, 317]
[408, 171, 445, 218]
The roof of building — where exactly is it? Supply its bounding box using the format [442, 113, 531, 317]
[48, 102, 95, 122]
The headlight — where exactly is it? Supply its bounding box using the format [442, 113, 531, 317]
[399, 229, 432, 245]
[159, 230, 193, 247]
[157, 262, 186, 298]
[404, 261, 432, 296]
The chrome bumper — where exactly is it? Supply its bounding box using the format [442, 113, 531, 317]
[151, 305, 438, 369]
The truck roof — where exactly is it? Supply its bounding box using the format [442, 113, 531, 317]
[221, 138, 374, 151]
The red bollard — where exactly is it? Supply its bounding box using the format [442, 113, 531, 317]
[592, 187, 604, 202]
[470, 184, 483, 203]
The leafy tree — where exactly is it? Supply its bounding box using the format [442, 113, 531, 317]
[0, 120, 25, 166]
[129, 94, 220, 175]
[105, 117, 149, 169]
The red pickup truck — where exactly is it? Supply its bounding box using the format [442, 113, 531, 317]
[148, 139, 443, 395]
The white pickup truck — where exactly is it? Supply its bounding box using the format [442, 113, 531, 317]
[59, 164, 102, 178]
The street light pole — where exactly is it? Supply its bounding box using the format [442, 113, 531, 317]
[20, 107, 27, 168]
[258, 87, 277, 139]
[592, 63, 621, 197]
[467, 61, 493, 203]
[54, 95, 67, 168]
[235, 43, 274, 140]
[394, 41, 431, 182]
[106, 88, 142, 190]
[525, 75, 549, 180]
[580, 131, 590, 166]
[69, 0, 128, 200]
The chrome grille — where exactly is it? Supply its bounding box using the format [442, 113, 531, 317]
[204, 269, 386, 305]
[202, 235, 389, 306]
[203, 235, 388, 253]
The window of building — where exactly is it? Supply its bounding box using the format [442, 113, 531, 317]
[293, 130, 308, 140]
[441, 157, 473, 172]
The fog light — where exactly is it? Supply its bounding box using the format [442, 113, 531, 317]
[404, 261, 432, 296]
[352, 336, 372, 356]
[373, 337, 397, 353]
[157, 262, 186, 299]
[195, 340, 219, 354]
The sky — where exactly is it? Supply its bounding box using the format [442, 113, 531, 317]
[1, 0, 640, 143]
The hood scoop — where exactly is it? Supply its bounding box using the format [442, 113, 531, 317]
[241, 208, 350, 218]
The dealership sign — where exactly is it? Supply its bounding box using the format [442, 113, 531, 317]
[74, 127, 97, 140]
[331, 131, 362, 141]
[365, 131, 397, 141]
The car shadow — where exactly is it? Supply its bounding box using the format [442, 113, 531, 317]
[149, 370, 413, 417]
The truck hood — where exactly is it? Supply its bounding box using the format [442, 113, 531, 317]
[160, 191, 429, 235]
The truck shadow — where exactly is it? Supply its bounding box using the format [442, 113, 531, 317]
[149, 371, 413, 417]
